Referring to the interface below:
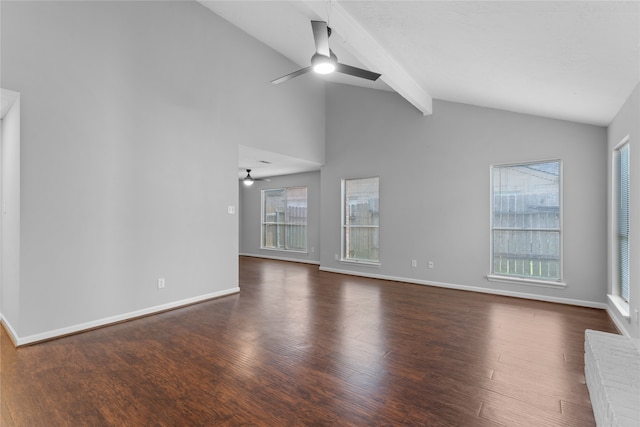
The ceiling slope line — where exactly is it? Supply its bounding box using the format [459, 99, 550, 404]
[298, 0, 433, 116]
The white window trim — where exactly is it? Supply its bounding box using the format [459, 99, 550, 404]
[339, 258, 381, 268]
[260, 186, 308, 253]
[608, 294, 630, 319]
[486, 274, 567, 288]
[260, 247, 309, 255]
[340, 177, 381, 266]
[608, 135, 631, 315]
[489, 159, 564, 288]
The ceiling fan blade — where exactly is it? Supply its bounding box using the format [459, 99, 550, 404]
[311, 21, 330, 57]
[270, 66, 312, 84]
[336, 63, 381, 81]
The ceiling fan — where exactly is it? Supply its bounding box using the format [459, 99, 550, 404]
[271, 20, 381, 85]
[241, 169, 270, 186]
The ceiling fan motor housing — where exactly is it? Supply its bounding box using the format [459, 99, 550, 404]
[311, 51, 337, 74]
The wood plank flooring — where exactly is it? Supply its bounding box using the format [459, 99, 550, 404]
[1, 256, 619, 426]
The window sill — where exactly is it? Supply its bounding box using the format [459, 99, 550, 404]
[260, 247, 308, 255]
[486, 274, 567, 289]
[340, 259, 381, 268]
[607, 294, 630, 319]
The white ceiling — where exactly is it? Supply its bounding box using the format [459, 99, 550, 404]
[239, 145, 322, 180]
[200, 1, 640, 178]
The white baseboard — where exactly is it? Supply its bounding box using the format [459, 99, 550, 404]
[606, 306, 632, 338]
[7, 287, 240, 347]
[240, 253, 320, 265]
[319, 266, 608, 309]
[1, 315, 20, 346]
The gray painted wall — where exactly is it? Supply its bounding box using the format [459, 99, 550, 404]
[239, 171, 321, 264]
[4, 0, 631, 342]
[1, 1, 324, 341]
[607, 83, 640, 338]
[321, 83, 608, 306]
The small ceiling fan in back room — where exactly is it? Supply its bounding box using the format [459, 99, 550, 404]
[241, 169, 270, 186]
[271, 20, 381, 85]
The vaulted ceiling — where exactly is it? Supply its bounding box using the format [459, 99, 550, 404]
[200, 1, 640, 178]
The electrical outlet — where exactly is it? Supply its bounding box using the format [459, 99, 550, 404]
[335, 253, 339, 260]
[428, 261, 434, 269]
[411, 259, 417, 268]
[635, 309, 639, 325]
[158, 278, 165, 289]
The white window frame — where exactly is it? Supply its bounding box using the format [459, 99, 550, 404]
[260, 186, 308, 253]
[608, 135, 630, 317]
[341, 177, 380, 266]
[487, 159, 565, 288]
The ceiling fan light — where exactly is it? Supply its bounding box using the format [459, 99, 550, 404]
[243, 169, 255, 186]
[311, 53, 337, 74]
[313, 61, 335, 74]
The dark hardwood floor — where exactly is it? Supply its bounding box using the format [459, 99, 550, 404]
[1, 257, 618, 426]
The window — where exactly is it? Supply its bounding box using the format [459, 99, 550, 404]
[261, 187, 307, 252]
[342, 177, 379, 264]
[615, 142, 630, 302]
[491, 160, 561, 283]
